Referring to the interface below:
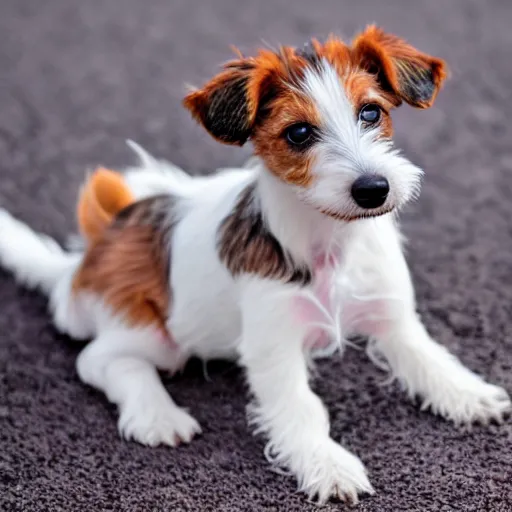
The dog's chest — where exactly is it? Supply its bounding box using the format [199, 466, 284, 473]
[292, 229, 401, 353]
[293, 251, 348, 354]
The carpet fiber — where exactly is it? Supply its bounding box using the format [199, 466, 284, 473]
[1, 1, 512, 510]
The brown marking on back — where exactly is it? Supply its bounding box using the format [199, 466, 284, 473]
[73, 195, 178, 330]
[218, 183, 311, 286]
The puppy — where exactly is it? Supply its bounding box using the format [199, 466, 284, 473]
[0, 26, 510, 504]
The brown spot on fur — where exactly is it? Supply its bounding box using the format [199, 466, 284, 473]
[183, 48, 306, 146]
[73, 195, 178, 330]
[312, 35, 352, 75]
[218, 183, 311, 285]
[252, 88, 320, 186]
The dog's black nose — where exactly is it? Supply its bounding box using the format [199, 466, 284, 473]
[351, 175, 389, 209]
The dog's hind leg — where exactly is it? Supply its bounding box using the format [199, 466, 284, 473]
[76, 327, 200, 447]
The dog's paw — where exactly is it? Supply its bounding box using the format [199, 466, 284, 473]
[297, 440, 374, 505]
[118, 401, 202, 447]
[423, 375, 511, 426]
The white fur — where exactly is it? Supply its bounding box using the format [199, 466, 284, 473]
[76, 326, 199, 446]
[0, 62, 510, 504]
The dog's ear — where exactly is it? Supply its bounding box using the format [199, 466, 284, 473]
[353, 25, 448, 108]
[183, 56, 276, 146]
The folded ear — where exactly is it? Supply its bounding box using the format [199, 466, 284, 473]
[183, 58, 274, 146]
[353, 25, 448, 108]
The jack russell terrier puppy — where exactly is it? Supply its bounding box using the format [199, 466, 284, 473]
[0, 25, 509, 505]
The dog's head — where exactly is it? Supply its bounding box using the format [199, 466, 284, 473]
[184, 26, 447, 221]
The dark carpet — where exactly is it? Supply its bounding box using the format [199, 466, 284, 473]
[1, 1, 512, 510]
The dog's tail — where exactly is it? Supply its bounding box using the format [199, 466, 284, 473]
[0, 209, 81, 295]
[77, 167, 135, 245]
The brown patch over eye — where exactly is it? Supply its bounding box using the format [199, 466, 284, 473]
[343, 72, 395, 138]
[251, 88, 321, 187]
[358, 100, 393, 139]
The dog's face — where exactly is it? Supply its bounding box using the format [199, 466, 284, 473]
[184, 26, 447, 221]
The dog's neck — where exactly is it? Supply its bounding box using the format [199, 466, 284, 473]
[255, 165, 345, 267]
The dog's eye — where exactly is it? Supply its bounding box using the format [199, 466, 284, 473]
[359, 104, 381, 125]
[285, 123, 314, 147]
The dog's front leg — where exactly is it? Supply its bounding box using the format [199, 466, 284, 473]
[238, 278, 374, 504]
[370, 310, 511, 425]
[353, 232, 511, 426]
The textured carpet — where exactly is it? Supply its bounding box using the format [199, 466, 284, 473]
[1, 1, 512, 510]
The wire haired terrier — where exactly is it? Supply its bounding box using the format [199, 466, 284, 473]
[0, 25, 509, 504]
